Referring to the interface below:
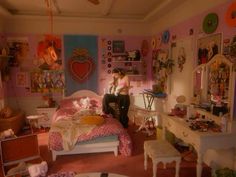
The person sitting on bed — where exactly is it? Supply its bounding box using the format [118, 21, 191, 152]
[102, 68, 130, 128]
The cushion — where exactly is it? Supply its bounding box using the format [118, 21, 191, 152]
[60, 97, 101, 109]
[79, 115, 104, 126]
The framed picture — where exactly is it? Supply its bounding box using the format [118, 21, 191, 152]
[112, 40, 125, 53]
[16, 72, 28, 87]
[30, 70, 64, 93]
[197, 33, 222, 65]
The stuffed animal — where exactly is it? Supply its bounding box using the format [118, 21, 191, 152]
[79, 97, 91, 109]
[7, 162, 27, 176]
[0, 129, 15, 139]
[28, 161, 48, 177]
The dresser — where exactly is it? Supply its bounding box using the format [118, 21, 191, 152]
[36, 107, 57, 127]
[161, 113, 236, 177]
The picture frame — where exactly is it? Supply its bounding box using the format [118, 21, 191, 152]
[112, 40, 125, 53]
[16, 72, 28, 87]
[197, 33, 222, 65]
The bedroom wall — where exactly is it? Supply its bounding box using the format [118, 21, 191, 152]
[150, 0, 230, 34]
[1, 1, 235, 118]
[150, 0, 236, 115]
[4, 34, 153, 115]
[97, 36, 152, 96]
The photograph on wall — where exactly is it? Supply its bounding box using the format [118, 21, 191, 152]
[223, 35, 236, 68]
[197, 33, 222, 65]
[16, 72, 28, 87]
[30, 70, 64, 93]
[112, 40, 125, 53]
[35, 35, 62, 71]
[7, 37, 30, 67]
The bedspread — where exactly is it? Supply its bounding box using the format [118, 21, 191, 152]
[49, 116, 132, 156]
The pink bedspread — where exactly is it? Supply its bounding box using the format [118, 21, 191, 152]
[49, 110, 132, 156]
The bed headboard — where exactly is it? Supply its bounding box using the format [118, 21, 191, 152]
[64, 90, 102, 101]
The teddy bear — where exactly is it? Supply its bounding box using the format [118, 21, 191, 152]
[28, 161, 48, 177]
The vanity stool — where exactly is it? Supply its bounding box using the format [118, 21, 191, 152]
[144, 140, 181, 177]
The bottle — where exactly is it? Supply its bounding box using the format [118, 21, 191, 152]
[220, 112, 227, 133]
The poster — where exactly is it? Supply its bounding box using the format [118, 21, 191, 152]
[7, 37, 30, 67]
[30, 70, 64, 93]
[197, 33, 222, 65]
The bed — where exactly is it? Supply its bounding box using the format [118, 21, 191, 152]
[48, 90, 132, 161]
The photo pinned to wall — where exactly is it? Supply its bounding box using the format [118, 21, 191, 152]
[112, 40, 125, 53]
[223, 35, 236, 70]
[16, 72, 28, 87]
[197, 33, 222, 65]
[30, 70, 64, 93]
[7, 37, 30, 67]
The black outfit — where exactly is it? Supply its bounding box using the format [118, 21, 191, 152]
[102, 93, 130, 128]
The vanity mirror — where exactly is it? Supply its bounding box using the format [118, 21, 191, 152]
[206, 54, 235, 120]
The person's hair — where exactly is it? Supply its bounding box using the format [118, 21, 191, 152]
[112, 68, 126, 76]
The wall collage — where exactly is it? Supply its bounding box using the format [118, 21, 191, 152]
[150, 1, 236, 95]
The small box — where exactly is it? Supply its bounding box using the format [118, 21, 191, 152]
[0, 134, 42, 177]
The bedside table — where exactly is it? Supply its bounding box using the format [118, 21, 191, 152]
[36, 107, 57, 128]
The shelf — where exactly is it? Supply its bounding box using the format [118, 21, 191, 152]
[127, 74, 144, 77]
[112, 60, 142, 63]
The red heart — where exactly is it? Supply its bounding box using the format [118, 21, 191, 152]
[69, 58, 94, 82]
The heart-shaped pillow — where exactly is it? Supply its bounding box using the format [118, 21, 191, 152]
[69, 58, 94, 82]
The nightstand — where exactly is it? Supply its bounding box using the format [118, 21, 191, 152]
[36, 107, 57, 127]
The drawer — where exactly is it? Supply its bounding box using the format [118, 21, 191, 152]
[177, 126, 199, 149]
[163, 118, 176, 134]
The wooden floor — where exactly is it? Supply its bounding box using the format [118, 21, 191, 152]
[0, 123, 212, 177]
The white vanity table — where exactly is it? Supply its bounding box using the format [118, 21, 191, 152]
[161, 113, 236, 177]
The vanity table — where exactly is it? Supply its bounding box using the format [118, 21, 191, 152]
[161, 113, 236, 177]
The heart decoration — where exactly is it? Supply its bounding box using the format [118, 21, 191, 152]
[69, 58, 94, 82]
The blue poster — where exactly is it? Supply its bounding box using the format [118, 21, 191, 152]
[63, 35, 98, 96]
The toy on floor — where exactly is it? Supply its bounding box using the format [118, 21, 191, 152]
[28, 161, 48, 177]
[7, 162, 28, 176]
[0, 128, 16, 139]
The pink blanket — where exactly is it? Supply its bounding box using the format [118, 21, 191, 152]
[49, 108, 132, 156]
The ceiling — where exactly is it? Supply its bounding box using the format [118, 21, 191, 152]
[0, 0, 187, 22]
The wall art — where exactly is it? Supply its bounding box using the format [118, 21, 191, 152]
[197, 33, 222, 65]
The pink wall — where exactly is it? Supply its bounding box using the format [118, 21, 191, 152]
[1, 1, 235, 113]
[97, 36, 152, 95]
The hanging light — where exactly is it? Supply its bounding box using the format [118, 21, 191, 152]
[45, 0, 58, 61]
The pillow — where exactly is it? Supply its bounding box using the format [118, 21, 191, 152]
[60, 97, 101, 109]
[0, 106, 13, 118]
[79, 115, 104, 126]
[59, 97, 82, 108]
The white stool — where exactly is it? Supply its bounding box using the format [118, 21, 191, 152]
[144, 140, 181, 177]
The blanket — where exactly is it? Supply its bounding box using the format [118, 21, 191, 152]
[50, 120, 96, 151]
